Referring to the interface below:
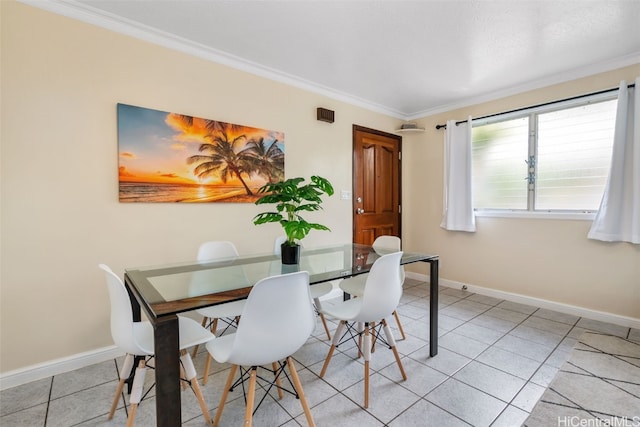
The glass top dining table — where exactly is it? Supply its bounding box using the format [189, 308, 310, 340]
[124, 243, 439, 426]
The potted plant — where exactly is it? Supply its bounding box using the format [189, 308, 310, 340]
[253, 175, 334, 264]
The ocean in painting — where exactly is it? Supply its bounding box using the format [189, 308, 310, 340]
[119, 182, 252, 203]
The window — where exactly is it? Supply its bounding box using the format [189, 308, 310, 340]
[471, 94, 617, 215]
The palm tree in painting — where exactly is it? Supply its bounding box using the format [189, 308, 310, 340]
[244, 137, 285, 184]
[187, 120, 256, 195]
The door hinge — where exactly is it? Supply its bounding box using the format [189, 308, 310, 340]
[399, 152, 402, 160]
[398, 205, 402, 213]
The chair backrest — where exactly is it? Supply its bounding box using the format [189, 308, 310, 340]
[357, 252, 403, 321]
[228, 271, 315, 366]
[372, 235, 401, 251]
[372, 235, 405, 283]
[198, 240, 239, 261]
[273, 236, 287, 255]
[99, 264, 150, 355]
[190, 240, 248, 298]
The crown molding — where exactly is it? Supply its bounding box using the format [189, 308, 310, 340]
[18, 0, 408, 119]
[405, 52, 640, 121]
[17, 1, 640, 121]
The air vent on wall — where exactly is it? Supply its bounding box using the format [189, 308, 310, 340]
[317, 107, 335, 123]
[396, 122, 425, 133]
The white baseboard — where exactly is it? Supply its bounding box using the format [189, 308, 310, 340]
[0, 345, 124, 391]
[405, 272, 640, 330]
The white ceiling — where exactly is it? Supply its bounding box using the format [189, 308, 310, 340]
[28, 0, 640, 119]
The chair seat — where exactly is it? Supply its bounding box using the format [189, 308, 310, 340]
[195, 299, 246, 319]
[178, 316, 215, 349]
[310, 281, 333, 299]
[131, 322, 154, 355]
[130, 317, 212, 353]
[319, 298, 363, 322]
[339, 275, 366, 297]
[206, 333, 235, 364]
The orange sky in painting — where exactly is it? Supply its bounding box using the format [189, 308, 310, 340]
[118, 105, 283, 187]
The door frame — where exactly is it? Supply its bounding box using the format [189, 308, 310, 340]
[352, 124, 402, 243]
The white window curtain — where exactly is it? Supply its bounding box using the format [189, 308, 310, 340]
[588, 77, 640, 244]
[440, 117, 476, 232]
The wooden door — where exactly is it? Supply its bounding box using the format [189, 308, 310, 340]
[353, 125, 401, 245]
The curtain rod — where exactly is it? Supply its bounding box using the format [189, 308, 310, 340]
[435, 83, 636, 130]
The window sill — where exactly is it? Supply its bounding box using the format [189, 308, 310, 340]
[474, 210, 596, 221]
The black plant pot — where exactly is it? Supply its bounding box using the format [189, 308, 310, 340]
[280, 243, 301, 265]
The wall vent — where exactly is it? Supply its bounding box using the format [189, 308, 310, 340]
[317, 108, 335, 123]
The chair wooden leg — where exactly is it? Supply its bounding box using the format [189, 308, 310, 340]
[202, 352, 212, 385]
[391, 344, 407, 380]
[192, 317, 210, 358]
[125, 404, 138, 427]
[190, 376, 211, 424]
[393, 310, 406, 340]
[244, 367, 258, 427]
[318, 312, 332, 340]
[126, 360, 146, 427]
[273, 362, 284, 399]
[287, 356, 316, 427]
[213, 364, 238, 427]
[179, 362, 187, 390]
[211, 317, 219, 335]
[201, 317, 219, 386]
[363, 323, 371, 408]
[320, 320, 344, 377]
[109, 378, 126, 420]
[110, 354, 135, 419]
[313, 297, 332, 340]
[319, 344, 336, 378]
[180, 350, 212, 425]
[382, 319, 406, 380]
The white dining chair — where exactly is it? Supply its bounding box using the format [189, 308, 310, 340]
[188, 240, 248, 384]
[319, 251, 406, 408]
[99, 264, 213, 426]
[206, 270, 316, 427]
[339, 235, 406, 340]
[274, 236, 333, 340]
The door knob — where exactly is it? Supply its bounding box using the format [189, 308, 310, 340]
[356, 208, 364, 214]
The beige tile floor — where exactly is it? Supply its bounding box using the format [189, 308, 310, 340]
[2, 279, 638, 426]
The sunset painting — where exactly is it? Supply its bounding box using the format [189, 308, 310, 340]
[117, 103, 285, 202]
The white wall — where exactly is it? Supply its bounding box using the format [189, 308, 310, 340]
[2, 1, 639, 379]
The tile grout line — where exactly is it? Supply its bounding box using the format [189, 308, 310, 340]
[42, 376, 53, 427]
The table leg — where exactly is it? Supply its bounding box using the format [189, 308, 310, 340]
[124, 281, 143, 393]
[154, 315, 181, 427]
[429, 259, 439, 357]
